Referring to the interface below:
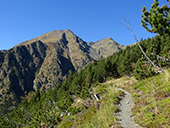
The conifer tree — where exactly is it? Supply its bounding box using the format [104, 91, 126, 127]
[123, 19, 164, 72]
[141, 0, 170, 35]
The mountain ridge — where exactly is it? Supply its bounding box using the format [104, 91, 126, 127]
[0, 29, 124, 113]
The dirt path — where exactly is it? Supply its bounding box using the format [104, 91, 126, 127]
[115, 88, 142, 128]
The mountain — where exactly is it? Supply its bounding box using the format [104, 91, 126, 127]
[88, 37, 124, 59]
[0, 50, 6, 52]
[1, 33, 170, 127]
[0, 29, 124, 113]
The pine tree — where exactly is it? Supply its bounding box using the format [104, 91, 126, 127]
[141, 0, 170, 35]
[133, 57, 155, 80]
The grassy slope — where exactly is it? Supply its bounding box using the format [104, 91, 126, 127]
[106, 70, 170, 128]
[57, 83, 123, 128]
[4, 70, 170, 128]
[58, 69, 170, 128]
[2, 70, 170, 128]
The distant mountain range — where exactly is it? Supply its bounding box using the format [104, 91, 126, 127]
[0, 29, 124, 113]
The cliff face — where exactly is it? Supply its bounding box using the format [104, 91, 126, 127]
[0, 40, 47, 113]
[0, 29, 124, 113]
[32, 29, 94, 91]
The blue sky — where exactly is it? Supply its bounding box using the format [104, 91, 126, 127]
[0, 0, 168, 50]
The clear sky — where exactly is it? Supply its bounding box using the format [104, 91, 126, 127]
[0, 0, 168, 50]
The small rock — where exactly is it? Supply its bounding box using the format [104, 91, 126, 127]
[76, 99, 81, 103]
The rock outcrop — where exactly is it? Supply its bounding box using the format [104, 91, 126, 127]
[0, 29, 124, 113]
[88, 37, 124, 59]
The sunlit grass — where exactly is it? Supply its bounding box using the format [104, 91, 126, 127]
[77, 84, 122, 128]
[58, 83, 122, 128]
[59, 69, 170, 127]
[105, 70, 170, 127]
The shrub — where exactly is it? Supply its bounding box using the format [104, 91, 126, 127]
[133, 57, 156, 80]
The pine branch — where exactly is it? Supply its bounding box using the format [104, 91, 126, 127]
[122, 18, 164, 72]
[21, 107, 35, 121]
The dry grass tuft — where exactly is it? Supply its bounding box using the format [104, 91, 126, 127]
[164, 70, 170, 82]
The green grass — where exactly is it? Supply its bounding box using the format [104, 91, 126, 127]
[117, 70, 170, 127]
[105, 69, 170, 127]
[58, 83, 122, 128]
[45, 69, 170, 127]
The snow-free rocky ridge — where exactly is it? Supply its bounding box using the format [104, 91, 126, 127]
[0, 29, 124, 114]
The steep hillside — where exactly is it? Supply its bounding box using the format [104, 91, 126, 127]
[1, 34, 170, 127]
[0, 40, 47, 113]
[0, 29, 123, 114]
[106, 71, 170, 128]
[17, 29, 94, 71]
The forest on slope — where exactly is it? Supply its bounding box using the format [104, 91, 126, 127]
[1, 33, 170, 127]
[1, 0, 170, 127]
[0, 29, 123, 115]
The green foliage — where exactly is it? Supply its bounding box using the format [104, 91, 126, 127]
[74, 84, 121, 128]
[77, 106, 97, 126]
[58, 95, 73, 110]
[131, 70, 170, 127]
[96, 84, 107, 94]
[0, 115, 16, 128]
[141, 0, 170, 35]
[67, 106, 85, 115]
[133, 57, 156, 80]
[2, 34, 170, 127]
[60, 122, 73, 128]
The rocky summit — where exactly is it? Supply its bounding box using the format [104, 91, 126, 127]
[0, 29, 124, 113]
[88, 37, 123, 59]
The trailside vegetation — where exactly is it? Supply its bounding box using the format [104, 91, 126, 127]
[2, 1, 170, 127]
[141, 0, 170, 35]
[1, 33, 170, 127]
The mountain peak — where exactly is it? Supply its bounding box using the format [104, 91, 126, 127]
[88, 37, 124, 58]
[105, 37, 113, 40]
[98, 37, 114, 42]
[0, 29, 124, 114]
[64, 29, 72, 32]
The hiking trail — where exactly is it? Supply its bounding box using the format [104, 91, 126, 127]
[114, 88, 142, 128]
